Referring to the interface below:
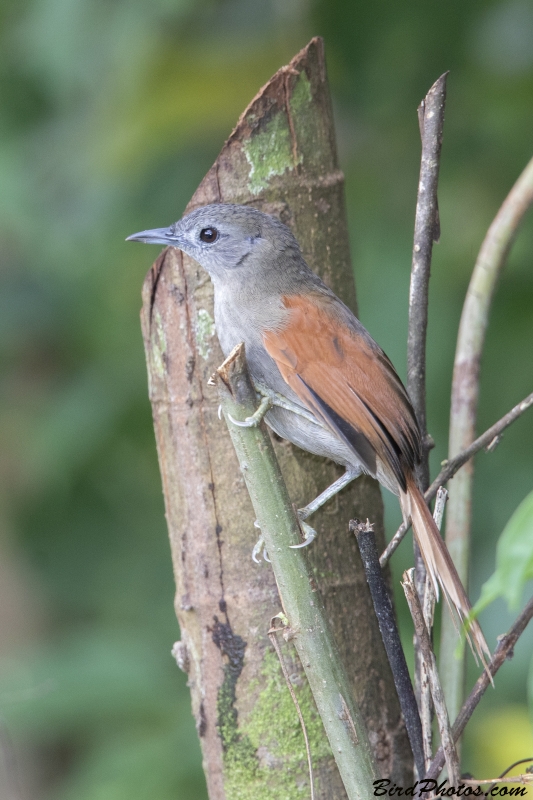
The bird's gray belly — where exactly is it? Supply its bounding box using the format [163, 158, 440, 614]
[264, 405, 362, 468]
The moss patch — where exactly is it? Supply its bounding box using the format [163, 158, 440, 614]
[243, 111, 300, 195]
[195, 308, 215, 360]
[212, 618, 260, 793]
[290, 72, 312, 124]
[223, 646, 333, 800]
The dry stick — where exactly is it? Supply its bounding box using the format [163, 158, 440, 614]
[215, 344, 378, 800]
[407, 73, 448, 719]
[380, 391, 533, 567]
[499, 758, 533, 779]
[441, 154, 533, 722]
[408, 71, 447, 487]
[418, 488, 448, 770]
[463, 776, 532, 787]
[402, 569, 460, 788]
[426, 594, 533, 780]
[351, 520, 426, 780]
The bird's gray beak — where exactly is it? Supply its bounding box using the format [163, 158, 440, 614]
[126, 226, 182, 247]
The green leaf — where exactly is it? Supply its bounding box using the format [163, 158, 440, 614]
[473, 489, 533, 615]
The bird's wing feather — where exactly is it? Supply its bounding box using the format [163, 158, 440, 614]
[401, 475, 491, 669]
[262, 293, 421, 489]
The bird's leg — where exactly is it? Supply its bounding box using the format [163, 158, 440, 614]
[252, 467, 361, 558]
[298, 467, 361, 520]
[290, 467, 361, 550]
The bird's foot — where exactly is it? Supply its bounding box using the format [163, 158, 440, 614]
[227, 381, 323, 430]
[252, 522, 271, 563]
[228, 395, 272, 428]
[297, 467, 361, 521]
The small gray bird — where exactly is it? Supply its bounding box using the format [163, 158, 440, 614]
[128, 203, 489, 665]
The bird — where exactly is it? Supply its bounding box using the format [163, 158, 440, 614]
[127, 203, 489, 665]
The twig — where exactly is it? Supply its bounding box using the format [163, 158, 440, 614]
[379, 391, 533, 567]
[499, 758, 533, 779]
[462, 775, 533, 786]
[269, 617, 315, 800]
[430, 391, 533, 498]
[407, 71, 448, 486]
[425, 595, 533, 780]
[441, 154, 533, 721]
[351, 520, 425, 780]
[407, 74, 447, 713]
[418, 488, 448, 769]
[215, 344, 378, 800]
[402, 569, 460, 787]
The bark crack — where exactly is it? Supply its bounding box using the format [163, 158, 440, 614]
[177, 254, 227, 605]
[148, 249, 167, 325]
[284, 69, 300, 171]
[214, 161, 223, 203]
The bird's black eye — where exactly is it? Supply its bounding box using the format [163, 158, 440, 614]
[199, 227, 219, 243]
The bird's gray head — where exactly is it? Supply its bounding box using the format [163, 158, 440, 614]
[127, 204, 302, 282]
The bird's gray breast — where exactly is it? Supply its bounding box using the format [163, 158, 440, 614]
[213, 283, 289, 394]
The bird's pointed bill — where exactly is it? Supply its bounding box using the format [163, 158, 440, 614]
[126, 227, 178, 245]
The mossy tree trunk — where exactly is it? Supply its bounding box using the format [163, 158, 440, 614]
[140, 37, 412, 799]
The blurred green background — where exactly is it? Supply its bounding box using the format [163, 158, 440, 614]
[0, 0, 532, 797]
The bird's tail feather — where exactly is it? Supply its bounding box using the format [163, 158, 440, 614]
[400, 473, 491, 674]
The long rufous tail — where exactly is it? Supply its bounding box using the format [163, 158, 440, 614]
[400, 473, 491, 671]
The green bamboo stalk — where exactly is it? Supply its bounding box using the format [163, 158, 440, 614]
[440, 155, 533, 723]
[214, 343, 379, 800]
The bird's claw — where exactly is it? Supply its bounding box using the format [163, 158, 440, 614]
[290, 518, 317, 549]
[253, 509, 317, 560]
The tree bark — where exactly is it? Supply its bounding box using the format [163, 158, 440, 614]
[140, 37, 412, 799]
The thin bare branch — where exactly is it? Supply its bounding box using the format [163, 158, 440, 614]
[418, 488, 447, 769]
[402, 569, 460, 787]
[407, 72, 448, 483]
[430, 391, 533, 496]
[442, 154, 533, 720]
[499, 758, 533, 779]
[426, 594, 533, 780]
[408, 72, 448, 727]
[352, 521, 425, 780]
[379, 391, 533, 567]
[462, 775, 532, 786]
